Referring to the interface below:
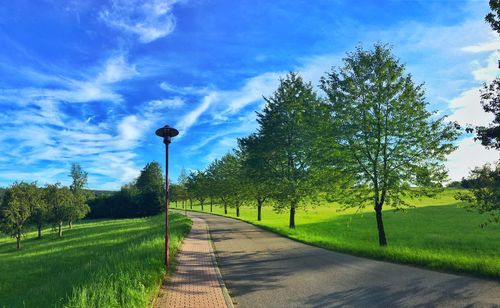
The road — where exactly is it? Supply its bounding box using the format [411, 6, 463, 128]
[179, 211, 500, 307]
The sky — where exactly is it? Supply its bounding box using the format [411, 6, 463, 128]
[0, 0, 499, 190]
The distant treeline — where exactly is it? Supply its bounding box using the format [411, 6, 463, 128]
[87, 162, 165, 219]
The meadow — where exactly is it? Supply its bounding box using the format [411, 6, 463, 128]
[0, 213, 191, 307]
[180, 189, 500, 279]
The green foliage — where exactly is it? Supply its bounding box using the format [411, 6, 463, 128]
[69, 163, 91, 226]
[0, 213, 192, 307]
[320, 43, 460, 245]
[45, 184, 74, 237]
[486, 0, 500, 34]
[456, 162, 500, 227]
[474, 79, 500, 150]
[87, 162, 166, 218]
[207, 153, 246, 215]
[0, 182, 40, 249]
[247, 72, 328, 228]
[136, 161, 165, 216]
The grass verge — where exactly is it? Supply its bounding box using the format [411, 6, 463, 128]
[0, 213, 192, 307]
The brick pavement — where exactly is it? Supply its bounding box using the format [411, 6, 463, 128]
[155, 216, 231, 308]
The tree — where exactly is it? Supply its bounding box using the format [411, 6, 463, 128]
[473, 0, 500, 149]
[45, 184, 74, 237]
[68, 163, 90, 228]
[456, 162, 500, 227]
[0, 182, 40, 250]
[250, 72, 327, 228]
[320, 44, 459, 246]
[209, 156, 236, 215]
[177, 168, 190, 210]
[485, 0, 500, 34]
[238, 134, 274, 221]
[189, 171, 209, 211]
[135, 162, 165, 216]
[218, 153, 245, 217]
[29, 187, 49, 239]
[205, 161, 220, 213]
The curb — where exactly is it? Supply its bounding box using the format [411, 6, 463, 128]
[205, 221, 235, 308]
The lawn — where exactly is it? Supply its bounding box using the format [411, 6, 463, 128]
[178, 189, 500, 279]
[0, 213, 191, 307]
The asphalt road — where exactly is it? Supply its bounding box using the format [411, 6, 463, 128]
[180, 211, 500, 308]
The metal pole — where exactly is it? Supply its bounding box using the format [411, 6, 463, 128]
[164, 138, 170, 269]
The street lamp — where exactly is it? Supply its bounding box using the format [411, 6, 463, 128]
[155, 124, 179, 269]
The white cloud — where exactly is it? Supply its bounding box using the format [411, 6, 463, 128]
[0, 54, 137, 105]
[100, 0, 180, 43]
[175, 92, 218, 136]
[146, 97, 185, 109]
[160, 82, 210, 95]
[448, 88, 494, 127]
[97, 54, 138, 83]
[446, 137, 499, 181]
[471, 51, 500, 82]
[461, 33, 500, 53]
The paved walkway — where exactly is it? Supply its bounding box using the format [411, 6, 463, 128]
[188, 211, 500, 308]
[155, 216, 231, 308]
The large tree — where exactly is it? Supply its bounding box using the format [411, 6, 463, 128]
[320, 44, 459, 246]
[250, 72, 328, 228]
[0, 182, 40, 250]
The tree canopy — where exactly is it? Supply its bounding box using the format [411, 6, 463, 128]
[320, 44, 459, 245]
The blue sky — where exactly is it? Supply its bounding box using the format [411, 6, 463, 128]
[0, 0, 498, 190]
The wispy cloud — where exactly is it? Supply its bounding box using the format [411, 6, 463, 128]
[175, 92, 218, 136]
[0, 54, 136, 106]
[99, 0, 180, 43]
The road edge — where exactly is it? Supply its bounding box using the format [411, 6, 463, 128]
[205, 220, 235, 308]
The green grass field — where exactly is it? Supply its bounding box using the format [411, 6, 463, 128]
[178, 189, 500, 279]
[0, 213, 191, 307]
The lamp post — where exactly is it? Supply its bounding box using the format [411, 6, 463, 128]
[155, 124, 179, 269]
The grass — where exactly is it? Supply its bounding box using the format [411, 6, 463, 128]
[177, 189, 500, 279]
[0, 213, 192, 307]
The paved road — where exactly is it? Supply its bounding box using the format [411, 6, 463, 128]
[180, 211, 500, 308]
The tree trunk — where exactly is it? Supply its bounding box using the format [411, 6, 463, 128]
[210, 199, 213, 212]
[58, 222, 63, 237]
[236, 206, 240, 217]
[16, 233, 21, 250]
[37, 225, 42, 239]
[375, 207, 387, 246]
[201, 201, 204, 211]
[258, 204, 262, 221]
[289, 204, 295, 229]
[69, 220, 73, 229]
[190, 199, 192, 209]
[224, 202, 227, 214]
[175, 200, 178, 208]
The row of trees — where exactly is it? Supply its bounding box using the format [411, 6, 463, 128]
[87, 162, 165, 219]
[172, 44, 461, 247]
[0, 164, 90, 250]
[180, 1, 500, 243]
